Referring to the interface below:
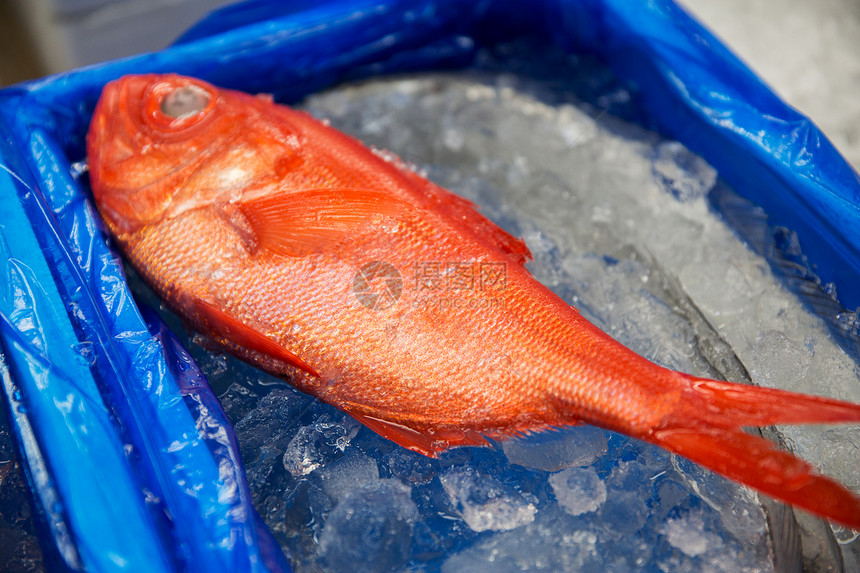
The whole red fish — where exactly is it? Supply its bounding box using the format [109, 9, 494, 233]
[87, 74, 860, 528]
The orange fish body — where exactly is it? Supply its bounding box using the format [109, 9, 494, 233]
[87, 74, 860, 528]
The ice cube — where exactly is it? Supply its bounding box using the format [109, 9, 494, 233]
[503, 426, 608, 472]
[548, 467, 607, 516]
[441, 506, 602, 573]
[318, 479, 418, 573]
[439, 466, 537, 532]
[314, 449, 380, 501]
[282, 425, 325, 477]
[651, 141, 718, 202]
[659, 511, 718, 557]
[282, 413, 361, 477]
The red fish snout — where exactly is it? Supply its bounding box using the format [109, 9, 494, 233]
[86, 74, 224, 234]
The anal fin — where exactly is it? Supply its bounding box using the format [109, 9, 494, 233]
[192, 297, 320, 378]
[348, 410, 488, 457]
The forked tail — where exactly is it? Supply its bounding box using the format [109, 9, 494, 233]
[646, 376, 860, 529]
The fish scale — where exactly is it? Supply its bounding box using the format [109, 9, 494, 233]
[87, 73, 860, 528]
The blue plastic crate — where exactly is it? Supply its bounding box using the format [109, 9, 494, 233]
[1, 0, 858, 570]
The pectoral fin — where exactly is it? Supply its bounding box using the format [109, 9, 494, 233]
[238, 187, 411, 257]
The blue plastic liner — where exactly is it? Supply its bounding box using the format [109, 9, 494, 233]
[0, 0, 858, 570]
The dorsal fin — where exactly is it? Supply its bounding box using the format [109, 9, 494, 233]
[237, 188, 411, 257]
[436, 188, 532, 265]
[192, 297, 319, 377]
[395, 166, 532, 265]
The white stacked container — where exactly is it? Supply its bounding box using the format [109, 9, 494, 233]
[14, 0, 236, 73]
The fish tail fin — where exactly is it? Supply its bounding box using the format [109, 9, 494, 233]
[646, 375, 860, 528]
[685, 377, 860, 427]
[650, 426, 860, 528]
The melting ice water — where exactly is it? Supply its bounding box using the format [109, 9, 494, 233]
[174, 69, 860, 572]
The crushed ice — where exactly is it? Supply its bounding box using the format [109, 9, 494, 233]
[168, 65, 860, 571]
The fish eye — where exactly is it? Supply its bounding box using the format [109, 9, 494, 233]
[143, 78, 218, 132]
[160, 86, 211, 119]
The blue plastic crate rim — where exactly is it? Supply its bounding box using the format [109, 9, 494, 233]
[1, 0, 859, 571]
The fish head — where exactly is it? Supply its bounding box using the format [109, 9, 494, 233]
[86, 74, 292, 236]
